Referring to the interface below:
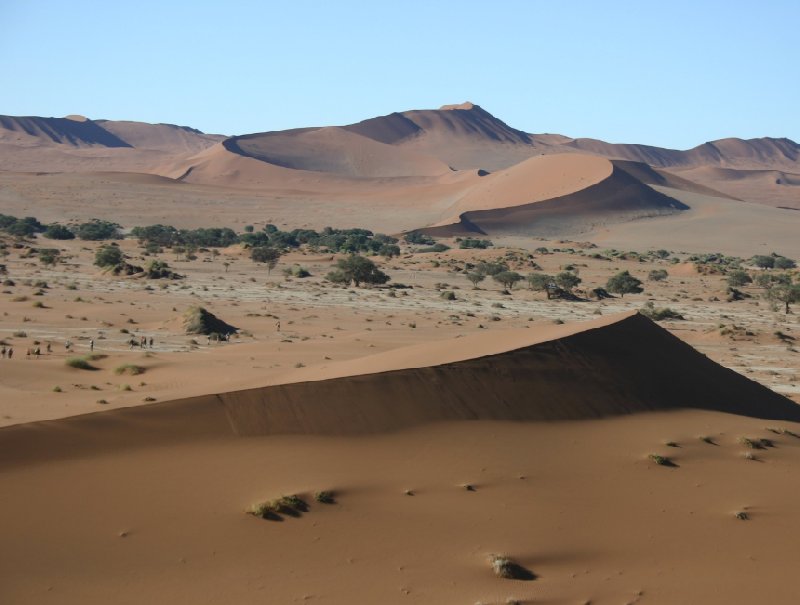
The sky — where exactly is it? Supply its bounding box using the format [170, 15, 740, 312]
[2, 0, 798, 149]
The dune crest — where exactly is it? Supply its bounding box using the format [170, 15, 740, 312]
[1, 312, 796, 469]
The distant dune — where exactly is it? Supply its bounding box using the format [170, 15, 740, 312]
[1, 103, 799, 241]
[95, 120, 224, 153]
[224, 127, 451, 178]
[0, 115, 132, 148]
[424, 159, 688, 236]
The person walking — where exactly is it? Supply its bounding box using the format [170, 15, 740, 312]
[89, 339, 94, 352]
[7, 347, 12, 359]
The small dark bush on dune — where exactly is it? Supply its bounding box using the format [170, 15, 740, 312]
[66, 356, 97, 370]
[489, 554, 536, 580]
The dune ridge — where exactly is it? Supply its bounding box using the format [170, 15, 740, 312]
[423, 162, 689, 236]
[1, 312, 797, 470]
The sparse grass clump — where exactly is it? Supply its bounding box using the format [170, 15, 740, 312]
[738, 437, 772, 449]
[52, 385, 62, 393]
[66, 356, 97, 370]
[248, 494, 308, 519]
[114, 364, 145, 376]
[314, 490, 335, 504]
[649, 453, 673, 466]
[248, 500, 280, 518]
[641, 302, 684, 321]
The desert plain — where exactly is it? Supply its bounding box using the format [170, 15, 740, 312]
[1, 104, 800, 604]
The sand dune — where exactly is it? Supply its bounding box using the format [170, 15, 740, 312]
[433, 154, 613, 224]
[671, 165, 800, 208]
[95, 120, 224, 153]
[2, 312, 796, 469]
[0, 115, 131, 148]
[224, 127, 451, 178]
[566, 136, 800, 171]
[423, 161, 688, 236]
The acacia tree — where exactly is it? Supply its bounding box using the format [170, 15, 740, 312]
[493, 271, 522, 290]
[606, 270, 643, 297]
[465, 272, 485, 289]
[326, 254, 390, 287]
[251, 246, 281, 274]
[556, 271, 582, 293]
[527, 272, 551, 295]
[766, 278, 800, 313]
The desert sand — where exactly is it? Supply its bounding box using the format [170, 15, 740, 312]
[1, 102, 800, 604]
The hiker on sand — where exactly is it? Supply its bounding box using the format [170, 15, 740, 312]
[7, 347, 12, 359]
[89, 339, 94, 352]
[149, 337, 154, 348]
[46, 342, 51, 354]
[1, 346, 6, 358]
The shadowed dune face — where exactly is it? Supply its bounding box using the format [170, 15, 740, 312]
[224, 127, 451, 177]
[423, 163, 688, 237]
[0, 115, 132, 148]
[1, 312, 796, 469]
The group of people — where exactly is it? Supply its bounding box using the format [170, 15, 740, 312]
[128, 335, 155, 350]
[2, 335, 158, 358]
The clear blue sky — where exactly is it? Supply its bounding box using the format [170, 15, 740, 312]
[2, 1, 797, 149]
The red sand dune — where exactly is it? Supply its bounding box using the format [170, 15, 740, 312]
[423, 161, 688, 236]
[1, 312, 796, 469]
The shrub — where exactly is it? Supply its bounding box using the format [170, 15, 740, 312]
[94, 245, 123, 268]
[404, 231, 435, 245]
[114, 364, 145, 376]
[640, 302, 684, 321]
[606, 270, 643, 296]
[314, 491, 335, 504]
[648, 269, 668, 282]
[418, 243, 450, 253]
[43, 224, 75, 240]
[66, 356, 97, 370]
[649, 454, 675, 466]
[488, 554, 533, 580]
[459, 238, 493, 249]
[726, 270, 752, 287]
[76, 220, 121, 240]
